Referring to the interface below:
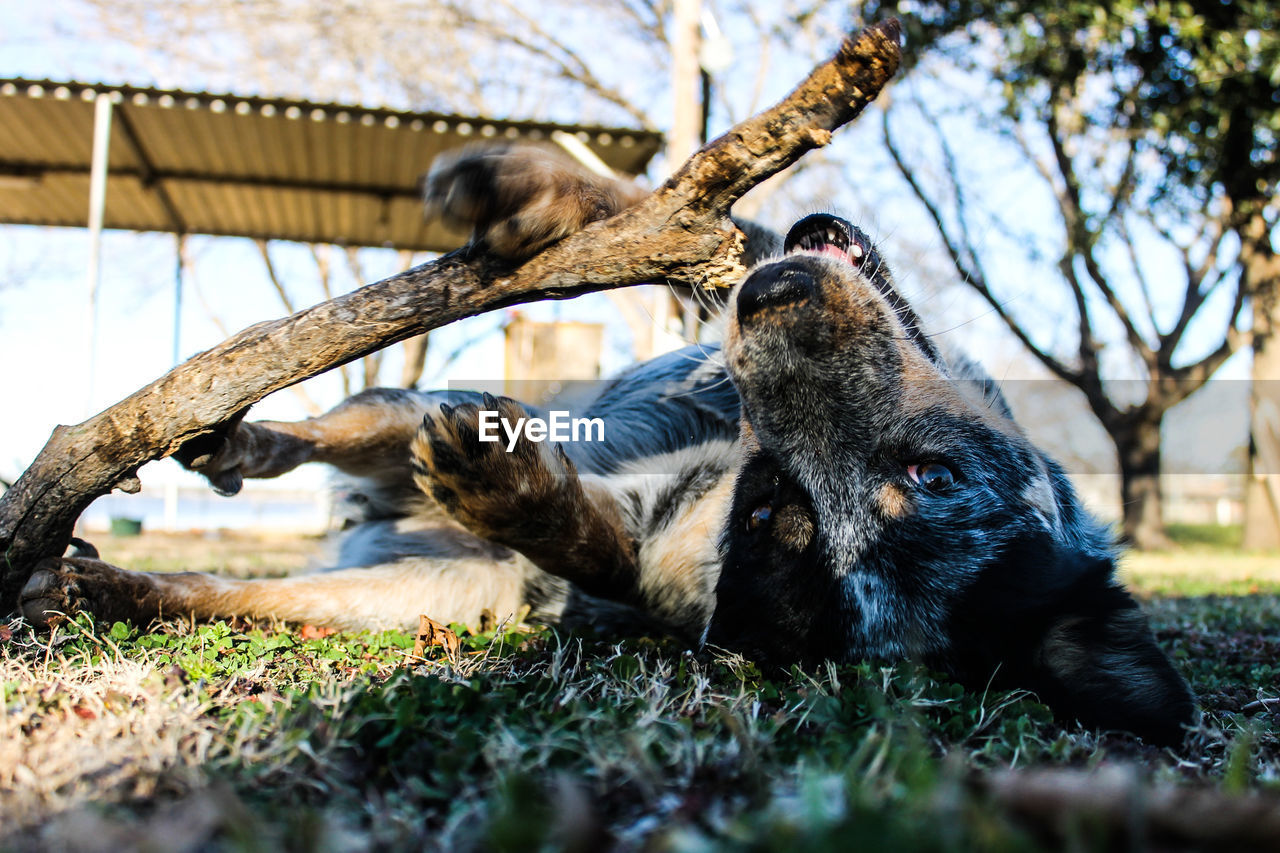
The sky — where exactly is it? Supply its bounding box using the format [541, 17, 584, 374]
[0, 1, 1257, 529]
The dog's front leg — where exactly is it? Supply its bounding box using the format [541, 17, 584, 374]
[175, 388, 434, 495]
[413, 396, 645, 608]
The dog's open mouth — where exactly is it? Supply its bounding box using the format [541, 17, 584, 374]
[783, 214, 865, 265]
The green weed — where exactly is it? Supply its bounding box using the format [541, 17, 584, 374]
[3, 566, 1278, 849]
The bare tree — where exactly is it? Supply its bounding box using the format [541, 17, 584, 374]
[882, 90, 1249, 549]
[870, 0, 1276, 550]
[861, 0, 1279, 545]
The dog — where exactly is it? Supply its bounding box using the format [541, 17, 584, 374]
[19, 144, 1195, 744]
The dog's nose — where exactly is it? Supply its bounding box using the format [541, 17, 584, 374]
[736, 261, 817, 321]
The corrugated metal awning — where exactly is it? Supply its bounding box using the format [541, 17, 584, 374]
[0, 79, 663, 251]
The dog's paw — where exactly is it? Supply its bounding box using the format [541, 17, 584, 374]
[20, 556, 159, 629]
[172, 409, 250, 496]
[421, 143, 643, 259]
[411, 393, 576, 537]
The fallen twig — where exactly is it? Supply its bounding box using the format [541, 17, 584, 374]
[1241, 697, 1280, 713]
[978, 765, 1280, 849]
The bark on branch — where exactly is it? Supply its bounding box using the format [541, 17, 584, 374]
[0, 20, 902, 605]
[979, 765, 1280, 849]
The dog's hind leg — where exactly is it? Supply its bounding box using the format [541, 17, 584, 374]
[19, 540, 540, 633]
[422, 143, 649, 260]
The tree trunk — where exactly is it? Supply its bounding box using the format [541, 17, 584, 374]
[1115, 410, 1171, 550]
[1242, 209, 1280, 550]
[399, 334, 430, 390]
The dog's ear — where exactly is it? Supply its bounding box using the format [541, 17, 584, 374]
[1026, 558, 1196, 746]
[951, 538, 1196, 745]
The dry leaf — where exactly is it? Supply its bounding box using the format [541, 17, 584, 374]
[299, 624, 339, 640]
[410, 614, 460, 663]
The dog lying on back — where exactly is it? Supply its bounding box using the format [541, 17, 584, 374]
[20, 144, 1194, 744]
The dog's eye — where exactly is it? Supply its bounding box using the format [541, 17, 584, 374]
[748, 504, 772, 530]
[907, 462, 956, 491]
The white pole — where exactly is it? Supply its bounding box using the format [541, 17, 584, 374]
[173, 233, 185, 366]
[669, 0, 702, 170]
[85, 92, 114, 416]
[549, 130, 617, 179]
[164, 233, 187, 531]
[649, 0, 702, 357]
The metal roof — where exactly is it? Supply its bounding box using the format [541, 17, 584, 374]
[0, 79, 663, 251]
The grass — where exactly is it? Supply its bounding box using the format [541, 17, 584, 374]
[1165, 522, 1246, 550]
[3, 530, 1279, 851]
[1120, 523, 1280, 597]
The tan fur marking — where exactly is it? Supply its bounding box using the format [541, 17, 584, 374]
[200, 392, 431, 484]
[736, 413, 761, 453]
[411, 395, 571, 540]
[773, 505, 816, 552]
[426, 143, 648, 259]
[821, 278, 882, 333]
[638, 474, 734, 623]
[153, 559, 531, 631]
[876, 483, 913, 520]
[304, 401, 430, 472]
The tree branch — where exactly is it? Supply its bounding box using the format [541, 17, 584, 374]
[1044, 98, 1155, 369]
[0, 19, 903, 604]
[344, 247, 384, 389]
[1166, 264, 1250, 404]
[1116, 215, 1160, 338]
[881, 106, 1081, 387]
[1006, 123, 1102, 374]
[1159, 201, 1232, 360]
[215, 246, 323, 416]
